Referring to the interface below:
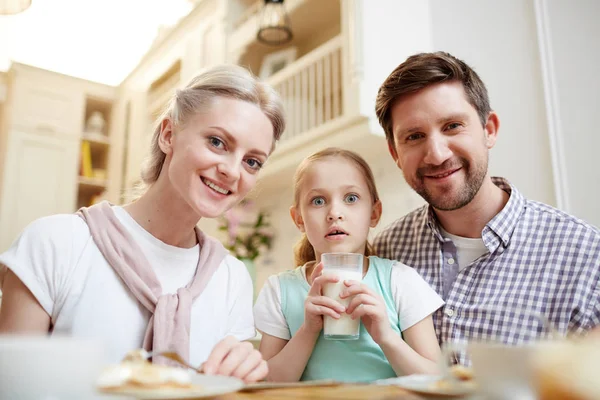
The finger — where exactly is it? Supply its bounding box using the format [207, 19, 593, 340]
[215, 341, 255, 376]
[306, 302, 341, 319]
[308, 274, 339, 296]
[231, 348, 263, 380]
[243, 359, 269, 383]
[310, 296, 346, 313]
[310, 262, 324, 283]
[350, 304, 379, 320]
[339, 282, 376, 299]
[203, 336, 238, 375]
[346, 294, 378, 314]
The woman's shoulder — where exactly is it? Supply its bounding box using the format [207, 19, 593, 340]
[15, 213, 90, 245]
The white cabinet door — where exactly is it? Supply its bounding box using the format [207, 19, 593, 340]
[0, 130, 79, 251]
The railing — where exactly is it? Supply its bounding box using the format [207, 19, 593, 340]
[268, 35, 343, 143]
[233, 0, 261, 29]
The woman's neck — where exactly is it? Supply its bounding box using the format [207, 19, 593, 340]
[123, 178, 200, 248]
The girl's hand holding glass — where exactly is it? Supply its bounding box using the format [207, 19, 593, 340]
[341, 280, 394, 344]
[303, 262, 346, 334]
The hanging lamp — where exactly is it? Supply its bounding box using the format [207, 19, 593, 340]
[257, 0, 292, 46]
[0, 0, 31, 15]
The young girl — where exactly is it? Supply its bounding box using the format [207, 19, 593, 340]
[253, 147, 444, 382]
[0, 64, 285, 383]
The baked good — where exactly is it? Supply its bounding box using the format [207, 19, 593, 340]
[97, 349, 195, 392]
[534, 337, 600, 400]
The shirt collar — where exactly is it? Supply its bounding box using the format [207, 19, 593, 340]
[426, 177, 526, 250]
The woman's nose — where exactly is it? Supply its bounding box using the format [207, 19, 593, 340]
[216, 159, 241, 181]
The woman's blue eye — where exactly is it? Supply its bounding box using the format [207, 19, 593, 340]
[311, 197, 325, 206]
[345, 194, 359, 203]
[245, 158, 263, 170]
[209, 136, 224, 148]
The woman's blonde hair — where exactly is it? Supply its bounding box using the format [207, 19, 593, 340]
[140, 64, 285, 187]
[292, 147, 380, 266]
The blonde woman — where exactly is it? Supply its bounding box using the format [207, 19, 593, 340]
[0, 65, 285, 383]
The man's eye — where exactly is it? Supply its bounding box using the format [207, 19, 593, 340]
[406, 133, 424, 141]
[446, 123, 461, 130]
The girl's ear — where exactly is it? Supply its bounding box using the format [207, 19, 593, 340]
[158, 118, 175, 155]
[289, 206, 305, 232]
[370, 200, 383, 228]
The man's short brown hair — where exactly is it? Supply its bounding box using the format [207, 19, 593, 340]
[375, 52, 491, 148]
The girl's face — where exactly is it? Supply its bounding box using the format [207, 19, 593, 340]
[160, 97, 274, 219]
[291, 157, 382, 261]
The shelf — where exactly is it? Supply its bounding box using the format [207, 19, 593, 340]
[82, 132, 110, 145]
[78, 176, 107, 190]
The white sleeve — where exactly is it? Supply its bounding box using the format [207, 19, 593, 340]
[0, 215, 78, 319]
[223, 256, 257, 341]
[390, 262, 445, 331]
[253, 275, 290, 340]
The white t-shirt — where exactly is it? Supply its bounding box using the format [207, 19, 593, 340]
[254, 261, 444, 340]
[0, 206, 255, 366]
[440, 227, 489, 271]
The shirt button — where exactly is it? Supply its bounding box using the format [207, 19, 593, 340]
[447, 258, 455, 265]
[445, 307, 455, 317]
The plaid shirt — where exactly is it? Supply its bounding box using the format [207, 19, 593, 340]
[374, 177, 600, 345]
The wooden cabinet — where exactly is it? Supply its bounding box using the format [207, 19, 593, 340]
[0, 63, 117, 252]
[0, 130, 79, 250]
[10, 72, 84, 137]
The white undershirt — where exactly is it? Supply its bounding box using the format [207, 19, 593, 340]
[439, 227, 488, 271]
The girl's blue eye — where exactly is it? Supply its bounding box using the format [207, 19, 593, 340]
[345, 194, 359, 203]
[245, 158, 263, 170]
[311, 197, 325, 206]
[209, 136, 224, 148]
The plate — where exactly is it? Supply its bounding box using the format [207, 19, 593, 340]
[376, 374, 476, 397]
[99, 374, 245, 399]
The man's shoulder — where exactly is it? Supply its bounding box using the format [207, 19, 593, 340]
[375, 205, 430, 241]
[525, 199, 600, 242]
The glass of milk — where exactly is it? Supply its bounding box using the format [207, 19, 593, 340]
[321, 252, 363, 340]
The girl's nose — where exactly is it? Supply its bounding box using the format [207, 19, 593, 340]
[327, 209, 344, 221]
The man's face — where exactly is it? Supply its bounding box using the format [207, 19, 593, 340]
[388, 81, 497, 211]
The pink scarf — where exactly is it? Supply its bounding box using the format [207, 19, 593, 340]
[77, 201, 227, 364]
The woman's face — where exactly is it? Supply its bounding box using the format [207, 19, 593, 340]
[160, 97, 275, 219]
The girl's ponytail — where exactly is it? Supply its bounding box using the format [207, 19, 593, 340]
[293, 233, 316, 266]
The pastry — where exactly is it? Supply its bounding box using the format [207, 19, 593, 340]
[97, 349, 196, 392]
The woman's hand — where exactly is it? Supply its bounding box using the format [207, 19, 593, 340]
[341, 280, 394, 344]
[302, 262, 346, 335]
[202, 336, 267, 383]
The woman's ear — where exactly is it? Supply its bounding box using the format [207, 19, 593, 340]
[158, 118, 175, 155]
[290, 206, 305, 232]
[370, 200, 383, 228]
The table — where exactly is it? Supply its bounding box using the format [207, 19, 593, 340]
[216, 384, 425, 400]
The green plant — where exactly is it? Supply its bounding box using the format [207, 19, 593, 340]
[218, 201, 273, 261]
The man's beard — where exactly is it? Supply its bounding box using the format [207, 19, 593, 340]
[407, 156, 488, 211]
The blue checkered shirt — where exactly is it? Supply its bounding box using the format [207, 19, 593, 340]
[374, 177, 600, 345]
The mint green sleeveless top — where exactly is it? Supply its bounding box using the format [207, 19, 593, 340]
[279, 256, 401, 382]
